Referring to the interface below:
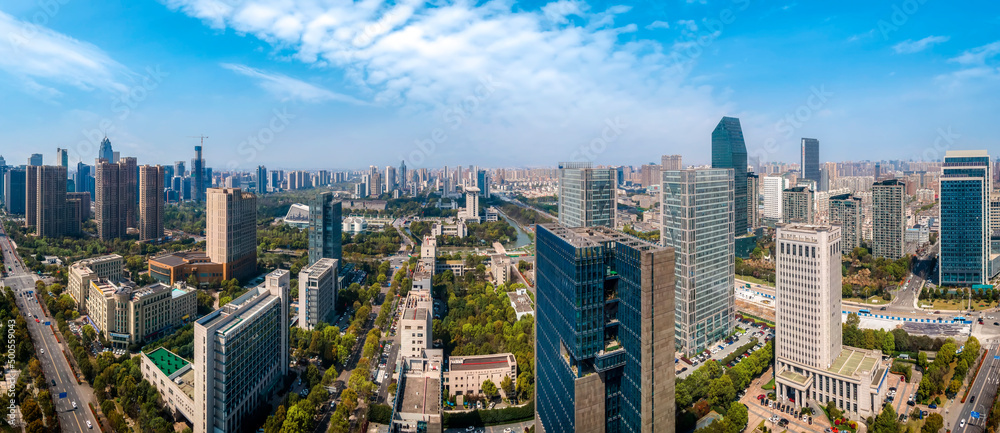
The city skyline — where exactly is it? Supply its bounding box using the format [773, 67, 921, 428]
[0, 2, 998, 168]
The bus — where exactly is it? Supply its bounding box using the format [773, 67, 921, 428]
[858, 309, 871, 314]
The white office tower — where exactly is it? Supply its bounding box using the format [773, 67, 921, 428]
[298, 258, 339, 330]
[763, 176, 786, 221]
[194, 269, 289, 433]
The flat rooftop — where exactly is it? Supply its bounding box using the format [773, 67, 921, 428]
[449, 354, 514, 372]
[399, 376, 441, 415]
[150, 251, 212, 267]
[507, 292, 533, 315]
[827, 348, 879, 377]
[402, 308, 428, 321]
[147, 347, 190, 376]
[538, 224, 665, 252]
[779, 370, 810, 386]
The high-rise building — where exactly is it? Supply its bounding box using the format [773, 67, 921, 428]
[556, 162, 616, 228]
[298, 258, 338, 330]
[385, 165, 396, 193]
[139, 165, 165, 241]
[95, 158, 137, 240]
[829, 193, 863, 255]
[3, 168, 26, 214]
[747, 172, 760, 230]
[476, 169, 490, 197]
[800, 138, 820, 183]
[399, 160, 408, 193]
[773, 224, 889, 418]
[56, 148, 68, 168]
[195, 269, 289, 433]
[76, 162, 94, 200]
[661, 154, 683, 171]
[535, 224, 675, 433]
[193, 145, 205, 203]
[33, 165, 74, 237]
[871, 179, 906, 260]
[464, 187, 480, 221]
[308, 192, 343, 266]
[782, 186, 814, 224]
[99, 137, 114, 163]
[174, 161, 186, 178]
[940, 150, 993, 285]
[762, 176, 786, 222]
[256, 166, 267, 195]
[991, 194, 1000, 236]
[28, 153, 42, 166]
[206, 188, 258, 281]
[661, 168, 735, 355]
[639, 163, 661, 188]
[68, 192, 90, 222]
[0, 155, 6, 205]
[25, 167, 37, 227]
[67, 254, 123, 309]
[713, 116, 749, 234]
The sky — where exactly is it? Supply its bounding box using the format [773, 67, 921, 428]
[0, 0, 998, 171]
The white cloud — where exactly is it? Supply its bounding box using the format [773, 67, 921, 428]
[949, 41, 1000, 65]
[892, 35, 950, 54]
[163, 0, 738, 166]
[221, 63, 368, 104]
[0, 11, 128, 97]
[676, 19, 698, 32]
[645, 20, 670, 30]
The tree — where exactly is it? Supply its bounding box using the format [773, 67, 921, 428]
[917, 352, 928, 370]
[882, 330, 895, 354]
[726, 401, 748, 433]
[921, 413, 943, 433]
[948, 379, 962, 395]
[872, 403, 900, 433]
[708, 375, 735, 407]
[482, 379, 498, 399]
[500, 375, 514, 398]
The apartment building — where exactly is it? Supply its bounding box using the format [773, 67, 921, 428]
[298, 258, 338, 330]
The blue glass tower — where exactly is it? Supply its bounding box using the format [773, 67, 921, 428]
[535, 224, 675, 433]
[940, 150, 992, 285]
[99, 137, 114, 162]
[308, 191, 343, 266]
[712, 117, 748, 234]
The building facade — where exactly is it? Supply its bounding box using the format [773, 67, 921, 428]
[762, 176, 785, 222]
[828, 194, 862, 255]
[298, 258, 338, 330]
[871, 179, 906, 260]
[139, 165, 165, 241]
[206, 188, 257, 281]
[782, 187, 814, 224]
[194, 270, 289, 433]
[33, 165, 75, 237]
[940, 150, 993, 285]
[443, 354, 517, 397]
[148, 251, 224, 286]
[535, 224, 675, 433]
[95, 158, 137, 240]
[68, 254, 124, 309]
[308, 192, 343, 265]
[661, 169, 735, 355]
[712, 116, 749, 234]
[86, 280, 196, 348]
[800, 138, 820, 183]
[557, 162, 616, 228]
[747, 172, 760, 230]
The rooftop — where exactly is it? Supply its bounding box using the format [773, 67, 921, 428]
[507, 291, 533, 315]
[449, 354, 514, 372]
[402, 308, 428, 322]
[399, 376, 441, 416]
[146, 347, 190, 377]
[538, 224, 666, 252]
[149, 250, 213, 267]
[779, 370, 810, 386]
[827, 347, 880, 377]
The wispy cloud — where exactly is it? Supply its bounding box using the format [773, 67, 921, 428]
[948, 41, 1000, 65]
[221, 63, 367, 105]
[892, 35, 950, 54]
[645, 20, 669, 30]
[0, 11, 128, 98]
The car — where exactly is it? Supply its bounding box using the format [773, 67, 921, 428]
[466, 427, 475, 432]
[971, 395, 977, 403]
[960, 419, 966, 428]
[907, 400, 915, 406]
[87, 421, 93, 429]
[72, 401, 77, 409]
[928, 404, 937, 409]
[51, 379, 56, 386]
[40, 348, 43, 354]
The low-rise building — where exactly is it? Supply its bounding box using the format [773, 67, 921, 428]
[148, 251, 225, 287]
[432, 220, 467, 238]
[506, 289, 533, 321]
[393, 357, 443, 433]
[68, 254, 123, 309]
[86, 280, 197, 348]
[140, 348, 195, 423]
[490, 254, 510, 286]
[444, 353, 517, 398]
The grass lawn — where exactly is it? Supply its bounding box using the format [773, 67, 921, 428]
[843, 296, 889, 305]
[737, 275, 774, 287]
[763, 378, 775, 390]
[920, 299, 998, 311]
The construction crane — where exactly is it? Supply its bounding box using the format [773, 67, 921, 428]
[187, 135, 208, 146]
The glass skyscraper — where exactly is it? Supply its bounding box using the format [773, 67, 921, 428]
[712, 117, 748, 234]
[800, 138, 820, 183]
[535, 224, 675, 433]
[940, 150, 992, 285]
[557, 162, 616, 228]
[308, 191, 343, 266]
[661, 168, 735, 355]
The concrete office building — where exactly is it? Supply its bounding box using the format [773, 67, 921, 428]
[206, 188, 257, 281]
[712, 116, 749, 234]
[68, 254, 124, 309]
[298, 258, 338, 330]
[662, 154, 683, 171]
[141, 348, 196, 423]
[801, 138, 820, 183]
[535, 224, 675, 433]
[763, 176, 786, 222]
[95, 157, 137, 240]
[400, 301, 433, 359]
[871, 179, 906, 260]
[773, 224, 889, 418]
[557, 162, 616, 228]
[661, 169, 735, 355]
[829, 194, 863, 255]
[443, 354, 517, 397]
[86, 280, 196, 348]
[940, 150, 993, 285]
[139, 165, 165, 241]
[782, 186, 814, 224]
[194, 269, 289, 433]
[748, 173, 760, 230]
[308, 192, 343, 265]
[463, 187, 480, 221]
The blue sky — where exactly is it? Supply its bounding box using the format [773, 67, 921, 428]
[0, 0, 997, 170]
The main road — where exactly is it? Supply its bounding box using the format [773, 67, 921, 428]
[950, 342, 1000, 433]
[0, 219, 97, 432]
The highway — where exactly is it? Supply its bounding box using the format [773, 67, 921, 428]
[0, 219, 97, 432]
[951, 342, 1000, 433]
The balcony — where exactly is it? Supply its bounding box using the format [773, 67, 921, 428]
[595, 340, 625, 371]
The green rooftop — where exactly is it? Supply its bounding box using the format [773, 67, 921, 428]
[146, 347, 190, 377]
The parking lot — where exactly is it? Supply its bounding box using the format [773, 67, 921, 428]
[677, 323, 772, 379]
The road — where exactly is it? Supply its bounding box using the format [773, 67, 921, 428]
[951, 342, 1000, 433]
[0, 220, 97, 432]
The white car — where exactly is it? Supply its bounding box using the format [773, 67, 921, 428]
[960, 419, 966, 428]
[40, 349, 43, 354]
[72, 401, 77, 409]
[86, 421, 93, 429]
